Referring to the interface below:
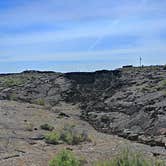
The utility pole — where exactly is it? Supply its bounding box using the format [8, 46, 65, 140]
[139, 56, 142, 67]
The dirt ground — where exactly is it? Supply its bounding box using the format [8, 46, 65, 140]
[0, 100, 166, 166]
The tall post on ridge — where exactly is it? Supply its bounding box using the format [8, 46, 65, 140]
[139, 56, 142, 67]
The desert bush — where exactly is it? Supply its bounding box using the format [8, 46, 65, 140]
[8, 92, 18, 101]
[60, 124, 90, 145]
[49, 150, 81, 166]
[94, 149, 166, 166]
[45, 132, 60, 144]
[157, 80, 166, 90]
[1, 77, 25, 87]
[36, 98, 45, 106]
[40, 123, 54, 131]
[160, 80, 166, 88]
[25, 122, 34, 131]
[45, 124, 90, 145]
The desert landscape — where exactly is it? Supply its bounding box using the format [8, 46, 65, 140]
[1, 0, 166, 165]
[0, 66, 166, 165]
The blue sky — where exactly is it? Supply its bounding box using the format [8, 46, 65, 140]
[0, 0, 166, 73]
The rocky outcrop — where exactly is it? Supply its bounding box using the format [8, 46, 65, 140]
[0, 66, 166, 147]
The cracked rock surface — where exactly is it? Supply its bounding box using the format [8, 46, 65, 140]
[0, 66, 166, 165]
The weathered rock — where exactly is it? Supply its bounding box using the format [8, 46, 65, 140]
[0, 66, 166, 147]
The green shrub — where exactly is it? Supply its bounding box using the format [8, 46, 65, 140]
[40, 124, 54, 131]
[45, 132, 60, 145]
[157, 80, 166, 90]
[94, 150, 166, 166]
[60, 124, 90, 145]
[36, 98, 45, 106]
[45, 124, 90, 145]
[60, 130, 73, 144]
[2, 77, 25, 87]
[49, 150, 81, 166]
[9, 92, 18, 101]
[161, 80, 166, 88]
[25, 122, 34, 131]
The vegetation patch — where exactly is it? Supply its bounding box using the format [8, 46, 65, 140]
[49, 150, 81, 166]
[44, 124, 91, 145]
[140, 84, 158, 93]
[94, 149, 166, 166]
[0, 76, 26, 87]
[45, 132, 61, 145]
[40, 123, 54, 131]
[25, 122, 34, 131]
[35, 98, 45, 106]
[49, 149, 166, 166]
[60, 124, 90, 145]
[158, 80, 166, 90]
[8, 92, 18, 101]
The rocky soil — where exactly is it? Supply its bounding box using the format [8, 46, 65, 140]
[0, 100, 166, 166]
[0, 66, 166, 165]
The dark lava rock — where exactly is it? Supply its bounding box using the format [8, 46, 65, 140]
[0, 66, 166, 147]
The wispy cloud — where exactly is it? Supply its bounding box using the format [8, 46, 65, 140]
[1, 0, 166, 26]
[0, 0, 166, 72]
[1, 42, 166, 62]
[1, 18, 165, 46]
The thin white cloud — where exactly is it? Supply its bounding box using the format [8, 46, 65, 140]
[0, 0, 166, 71]
[0, 0, 165, 27]
[0, 18, 165, 46]
[1, 42, 166, 62]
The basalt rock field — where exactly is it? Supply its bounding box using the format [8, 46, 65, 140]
[0, 65, 166, 165]
[1, 66, 166, 147]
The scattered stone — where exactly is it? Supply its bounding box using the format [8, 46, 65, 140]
[57, 112, 70, 118]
